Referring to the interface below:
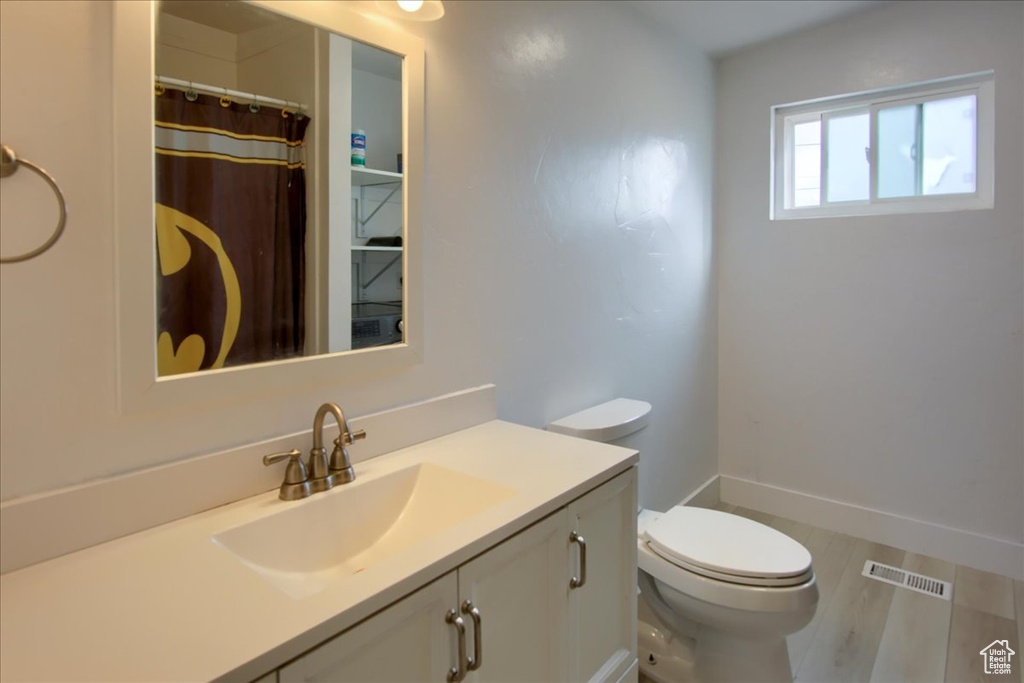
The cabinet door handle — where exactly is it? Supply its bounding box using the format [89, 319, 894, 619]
[570, 531, 587, 589]
[445, 609, 468, 682]
[461, 600, 482, 672]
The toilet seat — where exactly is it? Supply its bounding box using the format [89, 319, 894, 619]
[637, 539, 817, 613]
[642, 507, 812, 588]
[654, 553, 813, 587]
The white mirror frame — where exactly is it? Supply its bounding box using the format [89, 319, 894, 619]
[113, 0, 424, 413]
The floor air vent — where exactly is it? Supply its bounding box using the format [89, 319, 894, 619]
[861, 560, 952, 600]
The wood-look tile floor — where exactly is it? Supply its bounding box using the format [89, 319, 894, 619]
[645, 503, 1024, 683]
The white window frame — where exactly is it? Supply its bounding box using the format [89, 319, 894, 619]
[770, 71, 994, 220]
[820, 105, 870, 206]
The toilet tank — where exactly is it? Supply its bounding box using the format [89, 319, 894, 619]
[546, 398, 652, 444]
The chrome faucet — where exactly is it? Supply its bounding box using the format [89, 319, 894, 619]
[263, 403, 367, 500]
[311, 402, 366, 489]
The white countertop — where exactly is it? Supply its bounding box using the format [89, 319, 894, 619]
[0, 421, 637, 682]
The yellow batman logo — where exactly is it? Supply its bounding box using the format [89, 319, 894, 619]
[155, 203, 241, 376]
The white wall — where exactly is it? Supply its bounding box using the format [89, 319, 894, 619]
[0, 1, 716, 517]
[155, 14, 238, 87]
[717, 1, 1023, 559]
[352, 68, 402, 173]
[325, 32, 354, 353]
[236, 24, 316, 106]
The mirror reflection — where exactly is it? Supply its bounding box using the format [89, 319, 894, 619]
[154, 1, 405, 377]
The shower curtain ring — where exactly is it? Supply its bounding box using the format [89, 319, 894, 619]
[219, 87, 231, 108]
[184, 81, 198, 102]
[249, 93, 261, 114]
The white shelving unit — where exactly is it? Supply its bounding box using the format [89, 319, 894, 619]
[352, 167, 402, 186]
[351, 167, 403, 301]
[352, 166, 402, 238]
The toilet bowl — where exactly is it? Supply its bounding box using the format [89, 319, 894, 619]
[548, 399, 818, 683]
[637, 507, 818, 683]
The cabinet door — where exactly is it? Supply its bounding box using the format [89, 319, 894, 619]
[568, 468, 638, 683]
[458, 511, 570, 682]
[279, 573, 457, 683]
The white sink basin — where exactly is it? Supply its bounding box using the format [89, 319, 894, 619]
[212, 463, 516, 599]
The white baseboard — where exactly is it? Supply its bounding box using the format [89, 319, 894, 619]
[720, 475, 1024, 581]
[678, 474, 720, 509]
[0, 385, 497, 575]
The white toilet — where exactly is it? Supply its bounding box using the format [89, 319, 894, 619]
[549, 399, 818, 683]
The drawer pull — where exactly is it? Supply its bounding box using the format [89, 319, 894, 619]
[462, 600, 482, 671]
[570, 531, 587, 589]
[445, 609, 468, 682]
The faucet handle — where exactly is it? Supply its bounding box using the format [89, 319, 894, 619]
[342, 428, 366, 445]
[263, 449, 312, 500]
[329, 438, 357, 485]
[263, 449, 305, 481]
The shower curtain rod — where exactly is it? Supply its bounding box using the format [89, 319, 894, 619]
[156, 75, 309, 112]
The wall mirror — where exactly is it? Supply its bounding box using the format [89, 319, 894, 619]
[115, 0, 424, 411]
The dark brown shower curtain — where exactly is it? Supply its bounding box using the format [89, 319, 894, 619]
[154, 89, 310, 376]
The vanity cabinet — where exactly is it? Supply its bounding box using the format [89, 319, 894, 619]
[277, 467, 636, 683]
[279, 574, 456, 683]
[567, 471, 638, 682]
[458, 511, 570, 682]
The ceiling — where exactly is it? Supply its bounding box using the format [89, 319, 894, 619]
[159, 1, 884, 63]
[158, 1, 286, 34]
[628, 0, 887, 58]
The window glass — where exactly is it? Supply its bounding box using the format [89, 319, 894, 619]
[877, 104, 918, 199]
[825, 112, 869, 203]
[922, 94, 976, 195]
[792, 120, 821, 207]
[773, 73, 990, 219]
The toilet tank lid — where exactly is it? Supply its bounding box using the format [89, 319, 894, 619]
[547, 398, 652, 442]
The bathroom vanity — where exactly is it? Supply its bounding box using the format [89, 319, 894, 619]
[0, 421, 638, 682]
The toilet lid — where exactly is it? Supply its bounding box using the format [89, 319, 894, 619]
[643, 507, 812, 585]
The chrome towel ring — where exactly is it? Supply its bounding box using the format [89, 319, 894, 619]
[0, 143, 68, 264]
